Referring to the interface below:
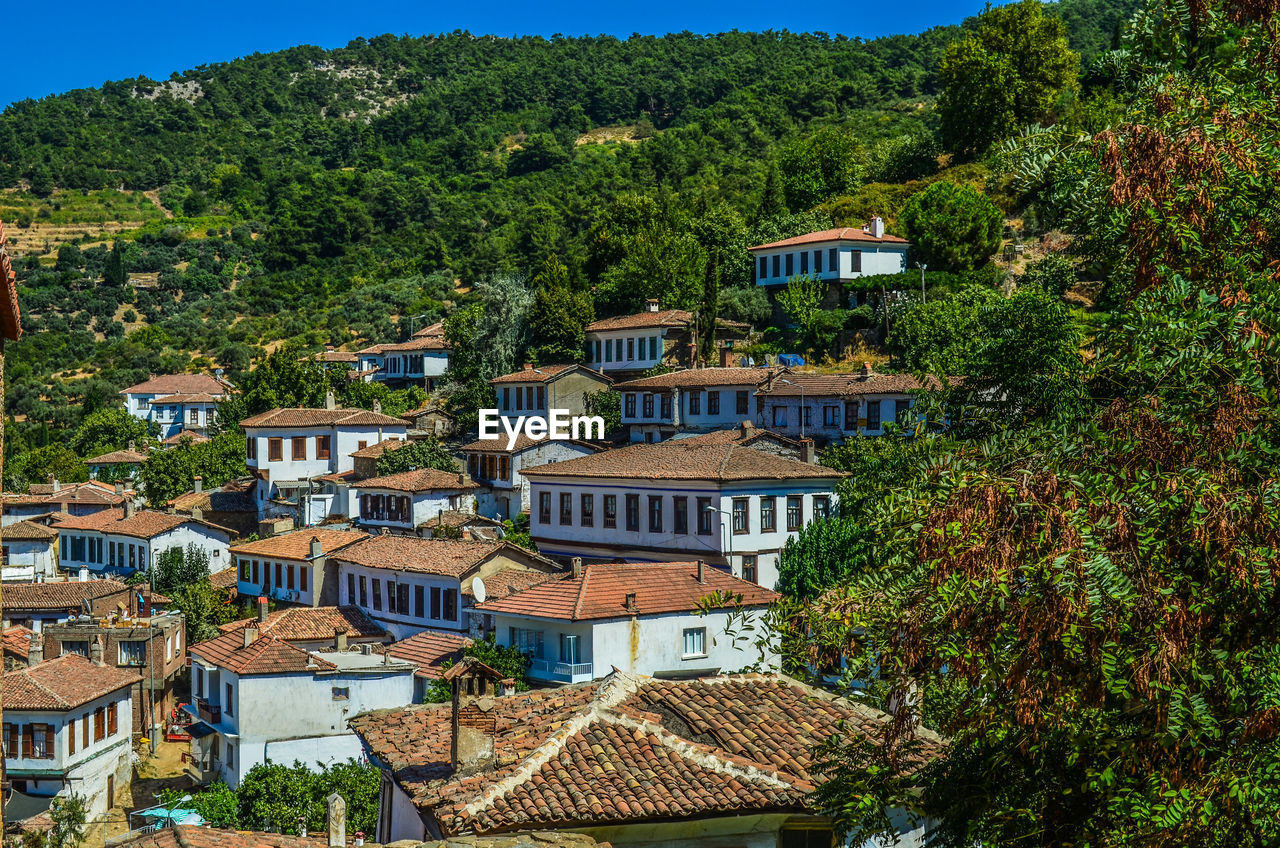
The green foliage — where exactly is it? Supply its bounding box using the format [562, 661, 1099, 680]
[1020, 253, 1078, 297]
[170, 580, 239, 645]
[527, 255, 594, 364]
[153, 542, 211, 595]
[777, 518, 878, 600]
[46, 795, 87, 848]
[217, 347, 336, 428]
[5, 444, 89, 492]
[103, 238, 127, 287]
[374, 437, 456, 476]
[777, 126, 866, 212]
[888, 285, 1002, 372]
[69, 405, 152, 457]
[584, 389, 621, 436]
[899, 182, 1003, 272]
[717, 284, 771, 326]
[424, 634, 533, 703]
[137, 431, 247, 506]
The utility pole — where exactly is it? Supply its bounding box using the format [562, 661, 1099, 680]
[917, 262, 928, 304]
[881, 283, 890, 342]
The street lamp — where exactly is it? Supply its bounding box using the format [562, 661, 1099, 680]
[703, 504, 735, 576]
[916, 262, 928, 304]
[163, 794, 192, 830]
[406, 313, 427, 339]
[777, 379, 806, 439]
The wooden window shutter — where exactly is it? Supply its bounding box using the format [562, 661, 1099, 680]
[22, 724, 33, 758]
[82, 714, 89, 747]
[94, 707, 105, 741]
[108, 702, 118, 736]
[43, 726, 53, 758]
[68, 719, 76, 755]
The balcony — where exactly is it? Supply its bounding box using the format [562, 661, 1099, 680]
[529, 658, 594, 684]
[194, 698, 221, 724]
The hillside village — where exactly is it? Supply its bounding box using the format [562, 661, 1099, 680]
[4, 0, 1280, 846]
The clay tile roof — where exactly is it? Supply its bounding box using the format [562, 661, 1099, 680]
[309, 350, 360, 363]
[1, 579, 130, 611]
[756, 371, 945, 397]
[356, 469, 476, 493]
[333, 536, 524, 577]
[120, 374, 227, 396]
[208, 567, 239, 591]
[2, 625, 33, 659]
[380, 335, 451, 352]
[348, 437, 409, 459]
[521, 441, 845, 482]
[422, 511, 504, 531]
[239, 407, 408, 429]
[84, 449, 149, 465]
[2, 521, 59, 541]
[349, 672, 941, 836]
[116, 827, 325, 848]
[169, 480, 256, 514]
[585, 309, 747, 333]
[50, 509, 125, 531]
[163, 431, 210, 447]
[230, 529, 368, 561]
[749, 226, 910, 250]
[675, 426, 801, 448]
[465, 569, 565, 600]
[476, 562, 776, 620]
[3, 654, 141, 711]
[190, 632, 337, 675]
[149, 392, 221, 405]
[109, 510, 232, 540]
[614, 366, 783, 391]
[7, 481, 130, 508]
[412, 321, 446, 339]
[459, 433, 604, 455]
[489, 364, 609, 385]
[378, 630, 470, 679]
[218, 605, 385, 642]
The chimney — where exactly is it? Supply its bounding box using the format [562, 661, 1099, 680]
[191, 506, 204, 522]
[625, 592, 638, 612]
[460, 528, 473, 541]
[244, 626, 258, 648]
[124, 500, 136, 519]
[128, 440, 136, 453]
[522, 362, 533, 371]
[372, 400, 382, 416]
[696, 560, 705, 584]
[90, 639, 104, 667]
[50, 476, 60, 493]
[194, 476, 203, 493]
[447, 658, 501, 774]
[326, 793, 347, 848]
[27, 632, 43, 666]
[869, 216, 885, 238]
[79, 567, 89, 583]
[571, 557, 583, 579]
[800, 438, 817, 465]
[334, 627, 348, 652]
[257, 595, 269, 623]
[645, 298, 660, 313]
[114, 481, 124, 497]
[739, 420, 755, 439]
[861, 361, 873, 380]
[499, 678, 516, 697]
[325, 391, 336, 410]
[310, 536, 323, 560]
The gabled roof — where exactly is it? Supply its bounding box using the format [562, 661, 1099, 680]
[163, 430, 210, 447]
[230, 529, 368, 561]
[3, 654, 140, 711]
[412, 321, 446, 339]
[84, 449, 149, 465]
[459, 433, 605, 455]
[120, 374, 227, 396]
[189, 632, 337, 675]
[149, 392, 222, 405]
[218, 605, 385, 642]
[349, 437, 408, 459]
[1, 579, 130, 612]
[308, 349, 360, 364]
[114, 825, 600, 848]
[475, 561, 776, 621]
[464, 568, 563, 599]
[614, 366, 783, 391]
[53, 509, 233, 540]
[169, 479, 257, 514]
[2, 520, 59, 541]
[333, 536, 553, 577]
[350, 672, 942, 836]
[5, 481, 129, 508]
[585, 309, 748, 334]
[2, 625, 33, 659]
[749, 226, 910, 251]
[490, 364, 610, 385]
[379, 335, 451, 353]
[755, 370, 945, 397]
[208, 567, 239, 591]
[379, 630, 470, 679]
[675, 425, 801, 450]
[239, 407, 408, 429]
[355, 469, 475, 494]
[521, 441, 844, 482]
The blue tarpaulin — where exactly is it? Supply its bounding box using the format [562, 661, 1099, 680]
[137, 808, 203, 825]
[777, 354, 806, 367]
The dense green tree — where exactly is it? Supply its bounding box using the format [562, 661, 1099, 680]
[103, 239, 127, 287]
[374, 437, 456, 475]
[69, 406, 152, 458]
[899, 182, 1003, 271]
[137, 431, 247, 506]
[777, 518, 878, 600]
[776, 126, 867, 212]
[218, 348, 335, 427]
[152, 542, 211, 595]
[527, 255, 594, 364]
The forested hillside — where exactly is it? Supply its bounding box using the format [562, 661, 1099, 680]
[0, 0, 1136, 487]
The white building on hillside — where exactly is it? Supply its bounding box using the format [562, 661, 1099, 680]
[750, 221, 910, 294]
[462, 434, 604, 521]
[241, 397, 408, 524]
[232, 529, 369, 607]
[119, 374, 230, 439]
[583, 301, 748, 381]
[490, 364, 612, 426]
[614, 366, 784, 443]
[475, 560, 777, 684]
[185, 628, 415, 789]
[2, 521, 59, 582]
[356, 323, 451, 391]
[54, 507, 232, 578]
[521, 440, 845, 589]
[2, 654, 139, 817]
[351, 469, 478, 536]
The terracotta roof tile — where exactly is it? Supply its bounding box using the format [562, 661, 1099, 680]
[476, 561, 776, 620]
[117, 826, 326, 848]
[421, 510, 504, 531]
[334, 536, 549, 577]
[84, 449, 149, 465]
[239, 408, 408, 429]
[308, 350, 360, 363]
[230, 529, 369, 561]
[755, 370, 945, 397]
[190, 632, 337, 675]
[2, 520, 59, 541]
[380, 335, 451, 352]
[490, 364, 609, 385]
[412, 321, 446, 339]
[521, 441, 844, 482]
[348, 437, 409, 458]
[1, 579, 130, 612]
[614, 367, 783, 390]
[120, 374, 227, 396]
[466, 569, 564, 600]
[2, 625, 33, 659]
[749, 226, 910, 250]
[356, 469, 476, 493]
[5, 481, 129, 507]
[218, 606, 385, 642]
[50, 508, 126, 531]
[379, 630, 470, 679]
[208, 567, 239, 591]
[148, 392, 221, 404]
[586, 309, 747, 333]
[3, 654, 140, 710]
[163, 431, 210, 446]
[675, 426, 801, 449]
[52, 509, 232, 540]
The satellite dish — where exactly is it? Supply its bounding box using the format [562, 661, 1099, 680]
[472, 577, 487, 604]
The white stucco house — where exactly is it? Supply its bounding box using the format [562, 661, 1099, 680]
[490, 363, 612, 426]
[749, 221, 910, 297]
[356, 323, 451, 391]
[241, 398, 408, 524]
[462, 434, 604, 521]
[521, 439, 845, 589]
[475, 559, 777, 684]
[2, 521, 58, 582]
[232, 529, 370, 608]
[583, 301, 749, 380]
[186, 627, 416, 789]
[351, 469, 478, 536]
[2, 654, 139, 817]
[1, 579, 136, 635]
[54, 506, 232, 578]
[614, 366, 784, 443]
[118, 373, 229, 439]
[2, 480, 131, 527]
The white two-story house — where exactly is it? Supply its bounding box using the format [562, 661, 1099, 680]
[186, 628, 415, 788]
[462, 434, 605, 521]
[490, 364, 612, 426]
[615, 366, 784, 443]
[356, 323, 451, 391]
[331, 535, 562, 639]
[2, 521, 58, 582]
[241, 397, 408, 524]
[2, 653, 139, 816]
[351, 469, 478, 535]
[232, 529, 370, 607]
[475, 559, 778, 684]
[119, 373, 229, 439]
[584, 300, 749, 381]
[521, 440, 846, 589]
[750, 220, 911, 309]
[54, 506, 232, 578]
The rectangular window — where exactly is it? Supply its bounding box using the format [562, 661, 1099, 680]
[316, 435, 331, 460]
[625, 494, 640, 532]
[560, 633, 581, 664]
[742, 555, 758, 584]
[688, 391, 701, 415]
[274, 561, 282, 589]
[300, 566, 309, 593]
[648, 496, 663, 533]
[732, 498, 749, 534]
[239, 559, 250, 581]
[359, 575, 368, 607]
[414, 585, 425, 618]
[580, 494, 594, 527]
[30, 724, 51, 759]
[605, 340, 613, 363]
[223, 684, 232, 717]
[800, 251, 809, 274]
[708, 391, 720, 415]
[82, 714, 89, 748]
[673, 496, 688, 534]
[660, 394, 672, 419]
[498, 456, 509, 481]
[736, 391, 749, 416]
[785, 253, 794, 276]
[761, 496, 776, 532]
[758, 256, 767, 279]
[431, 586, 442, 619]
[823, 406, 839, 427]
[682, 627, 707, 658]
[62, 641, 89, 658]
[773, 406, 787, 427]
[267, 438, 283, 462]
[850, 250, 862, 273]
[291, 437, 306, 461]
[347, 573, 355, 604]
[560, 492, 573, 525]
[108, 701, 119, 734]
[787, 496, 803, 531]
[845, 401, 858, 430]
[604, 495, 617, 529]
[398, 582, 410, 616]
[697, 497, 713, 534]
[331, 687, 350, 701]
[119, 640, 146, 666]
[67, 719, 75, 755]
[624, 394, 636, 418]
[286, 564, 295, 590]
[829, 248, 838, 273]
[814, 249, 823, 274]
[867, 400, 881, 430]
[772, 255, 781, 277]
[637, 336, 646, 360]
[802, 406, 812, 427]
[510, 627, 544, 658]
[594, 340, 602, 362]
[443, 589, 457, 621]
[537, 386, 545, 409]
[896, 398, 912, 424]
[653, 336, 661, 360]
[642, 394, 654, 418]
[387, 581, 397, 613]
[246, 437, 257, 460]
[627, 338, 635, 361]
[372, 579, 383, 611]
[539, 491, 552, 525]
[814, 496, 832, 521]
[526, 386, 535, 410]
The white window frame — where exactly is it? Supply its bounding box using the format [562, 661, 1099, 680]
[682, 627, 707, 659]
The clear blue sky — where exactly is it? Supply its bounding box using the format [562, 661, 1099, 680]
[5, 0, 1004, 108]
